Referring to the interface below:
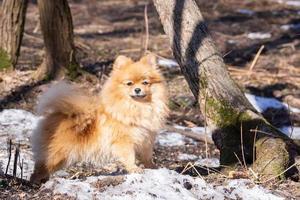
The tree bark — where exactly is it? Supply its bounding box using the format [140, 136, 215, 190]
[0, 0, 28, 69]
[36, 0, 79, 79]
[153, 0, 299, 180]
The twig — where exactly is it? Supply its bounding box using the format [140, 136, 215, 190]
[249, 129, 281, 138]
[252, 126, 258, 163]
[5, 140, 12, 175]
[69, 171, 81, 179]
[143, 4, 149, 53]
[223, 50, 232, 58]
[258, 156, 278, 175]
[180, 162, 227, 178]
[21, 159, 24, 180]
[180, 162, 204, 180]
[234, 152, 245, 169]
[259, 162, 299, 184]
[13, 144, 20, 178]
[285, 101, 294, 138]
[248, 45, 264, 76]
[240, 123, 247, 169]
[248, 167, 259, 180]
[18, 153, 24, 180]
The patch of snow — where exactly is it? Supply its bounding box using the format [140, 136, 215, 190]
[0, 150, 34, 180]
[158, 58, 179, 69]
[195, 158, 220, 168]
[247, 32, 272, 40]
[54, 170, 70, 178]
[276, 0, 300, 7]
[280, 23, 300, 31]
[43, 178, 94, 200]
[0, 109, 40, 179]
[0, 109, 40, 145]
[280, 126, 300, 139]
[42, 168, 283, 200]
[156, 131, 195, 147]
[216, 179, 284, 200]
[237, 9, 255, 15]
[177, 153, 199, 161]
[245, 93, 300, 113]
[227, 39, 237, 44]
[190, 126, 206, 134]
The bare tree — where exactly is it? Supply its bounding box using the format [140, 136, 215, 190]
[0, 0, 28, 69]
[153, 0, 299, 180]
[36, 0, 79, 79]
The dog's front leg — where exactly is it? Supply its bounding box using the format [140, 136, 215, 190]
[111, 139, 143, 173]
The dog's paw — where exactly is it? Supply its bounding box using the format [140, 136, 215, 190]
[128, 166, 144, 174]
[143, 162, 157, 169]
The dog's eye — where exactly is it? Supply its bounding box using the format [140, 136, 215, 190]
[142, 80, 149, 85]
[125, 81, 133, 86]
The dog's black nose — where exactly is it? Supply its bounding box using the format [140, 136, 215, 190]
[134, 88, 141, 94]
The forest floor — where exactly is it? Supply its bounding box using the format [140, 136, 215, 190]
[0, 0, 300, 199]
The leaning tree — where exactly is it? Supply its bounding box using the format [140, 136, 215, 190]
[35, 0, 79, 79]
[0, 0, 28, 70]
[153, 0, 299, 180]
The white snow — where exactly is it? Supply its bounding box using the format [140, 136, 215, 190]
[276, 0, 300, 7]
[215, 179, 283, 200]
[247, 32, 272, 40]
[0, 109, 40, 179]
[228, 39, 237, 44]
[43, 178, 95, 200]
[237, 9, 255, 15]
[41, 168, 283, 200]
[0, 109, 40, 145]
[195, 158, 220, 168]
[177, 153, 199, 161]
[280, 23, 300, 31]
[174, 124, 211, 137]
[156, 131, 195, 147]
[280, 126, 300, 139]
[158, 58, 179, 69]
[245, 93, 300, 113]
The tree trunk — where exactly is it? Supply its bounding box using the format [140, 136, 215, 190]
[36, 0, 79, 79]
[153, 0, 299, 180]
[0, 0, 27, 70]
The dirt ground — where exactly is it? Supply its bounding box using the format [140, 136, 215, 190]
[0, 0, 300, 199]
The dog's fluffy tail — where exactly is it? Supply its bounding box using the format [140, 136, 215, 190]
[37, 81, 98, 133]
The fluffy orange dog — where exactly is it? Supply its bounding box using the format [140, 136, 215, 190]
[30, 54, 169, 183]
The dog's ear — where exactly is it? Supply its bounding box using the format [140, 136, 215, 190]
[114, 55, 133, 69]
[140, 53, 157, 68]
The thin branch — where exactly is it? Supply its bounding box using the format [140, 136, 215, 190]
[13, 143, 20, 177]
[240, 122, 247, 169]
[143, 4, 149, 53]
[252, 126, 258, 163]
[5, 139, 12, 175]
[259, 162, 299, 184]
[248, 45, 264, 76]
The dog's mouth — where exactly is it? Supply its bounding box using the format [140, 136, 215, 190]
[130, 94, 147, 99]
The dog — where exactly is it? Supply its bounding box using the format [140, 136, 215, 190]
[30, 54, 169, 183]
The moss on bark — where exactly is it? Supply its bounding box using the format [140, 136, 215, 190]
[66, 61, 80, 80]
[0, 49, 11, 70]
[253, 137, 290, 180]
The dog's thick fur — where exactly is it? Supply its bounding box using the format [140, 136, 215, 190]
[30, 54, 169, 183]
